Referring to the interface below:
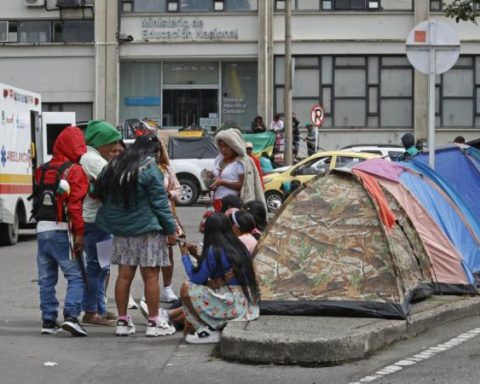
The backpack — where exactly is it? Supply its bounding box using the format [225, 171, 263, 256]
[29, 161, 73, 222]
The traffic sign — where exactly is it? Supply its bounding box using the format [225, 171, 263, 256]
[406, 20, 460, 75]
[406, 20, 460, 169]
[311, 104, 324, 127]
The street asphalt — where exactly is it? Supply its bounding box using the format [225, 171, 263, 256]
[1, 205, 480, 384]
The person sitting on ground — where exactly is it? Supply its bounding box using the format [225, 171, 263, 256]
[178, 213, 260, 344]
[401, 133, 419, 161]
[229, 209, 258, 256]
[244, 200, 268, 240]
[221, 194, 243, 213]
[454, 136, 466, 144]
[260, 151, 274, 175]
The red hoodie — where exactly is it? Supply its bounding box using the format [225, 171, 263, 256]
[34, 126, 88, 236]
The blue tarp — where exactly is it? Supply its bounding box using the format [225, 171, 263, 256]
[400, 172, 479, 281]
[415, 146, 480, 226]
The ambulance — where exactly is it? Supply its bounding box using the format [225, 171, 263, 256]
[0, 83, 75, 245]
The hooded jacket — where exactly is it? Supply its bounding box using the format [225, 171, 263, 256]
[215, 129, 266, 208]
[34, 126, 88, 236]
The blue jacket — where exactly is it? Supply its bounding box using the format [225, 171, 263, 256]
[182, 246, 240, 285]
[95, 158, 176, 237]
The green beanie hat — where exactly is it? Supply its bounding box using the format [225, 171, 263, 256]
[85, 120, 122, 148]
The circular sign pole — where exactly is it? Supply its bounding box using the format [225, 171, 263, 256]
[406, 20, 460, 169]
[310, 104, 324, 152]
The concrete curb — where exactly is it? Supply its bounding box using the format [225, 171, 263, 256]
[220, 296, 480, 366]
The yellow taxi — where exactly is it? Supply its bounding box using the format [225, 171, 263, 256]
[263, 151, 380, 210]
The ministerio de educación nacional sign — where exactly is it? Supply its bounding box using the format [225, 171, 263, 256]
[141, 17, 239, 41]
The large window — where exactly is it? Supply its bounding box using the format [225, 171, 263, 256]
[123, 0, 257, 12]
[1, 20, 93, 43]
[275, 0, 411, 11]
[436, 56, 478, 128]
[274, 55, 414, 128]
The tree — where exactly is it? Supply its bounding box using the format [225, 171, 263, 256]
[444, 0, 480, 23]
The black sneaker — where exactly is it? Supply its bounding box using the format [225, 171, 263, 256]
[61, 317, 88, 337]
[41, 320, 61, 335]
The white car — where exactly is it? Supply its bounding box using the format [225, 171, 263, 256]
[340, 144, 405, 161]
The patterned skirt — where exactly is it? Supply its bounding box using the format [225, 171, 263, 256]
[111, 232, 170, 268]
[183, 283, 259, 331]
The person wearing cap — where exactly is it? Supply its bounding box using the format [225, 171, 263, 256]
[245, 142, 264, 190]
[80, 120, 123, 326]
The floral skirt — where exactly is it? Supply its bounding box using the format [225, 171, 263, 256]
[111, 232, 170, 268]
[183, 283, 259, 331]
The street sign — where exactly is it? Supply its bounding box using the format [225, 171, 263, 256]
[406, 20, 460, 169]
[310, 104, 324, 127]
[406, 20, 460, 75]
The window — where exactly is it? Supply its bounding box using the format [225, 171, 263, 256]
[43, 103, 93, 122]
[295, 156, 331, 176]
[226, 0, 257, 10]
[54, 20, 94, 42]
[18, 21, 51, 43]
[180, 0, 212, 11]
[134, 0, 166, 12]
[274, 55, 414, 129]
[0, 21, 7, 42]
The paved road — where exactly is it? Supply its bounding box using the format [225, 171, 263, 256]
[1, 206, 479, 384]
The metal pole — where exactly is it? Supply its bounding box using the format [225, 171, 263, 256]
[428, 20, 436, 169]
[284, 0, 293, 166]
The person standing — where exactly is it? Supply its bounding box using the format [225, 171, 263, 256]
[34, 126, 89, 336]
[292, 113, 300, 159]
[306, 124, 316, 157]
[80, 120, 122, 327]
[270, 114, 284, 154]
[250, 115, 266, 133]
[245, 142, 264, 190]
[95, 135, 177, 337]
[211, 128, 266, 212]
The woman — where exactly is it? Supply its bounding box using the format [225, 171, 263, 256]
[270, 113, 284, 154]
[230, 209, 258, 256]
[250, 115, 266, 133]
[211, 128, 266, 212]
[95, 135, 177, 337]
[179, 213, 260, 344]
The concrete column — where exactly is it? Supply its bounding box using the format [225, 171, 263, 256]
[94, 0, 119, 124]
[257, 0, 273, 122]
[413, 0, 429, 139]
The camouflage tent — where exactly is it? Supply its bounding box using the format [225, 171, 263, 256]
[255, 171, 434, 319]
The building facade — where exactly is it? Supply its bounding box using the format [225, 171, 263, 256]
[1, 0, 480, 149]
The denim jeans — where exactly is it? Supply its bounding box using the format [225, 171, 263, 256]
[37, 230, 84, 321]
[82, 223, 112, 315]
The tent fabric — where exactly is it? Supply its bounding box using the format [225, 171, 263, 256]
[400, 172, 480, 280]
[354, 158, 405, 182]
[255, 172, 433, 320]
[407, 159, 480, 238]
[377, 178, 471, 289]
[353, 170, 396, 230]
[168, 136, 218, 160]
[414, 145, 480, 226]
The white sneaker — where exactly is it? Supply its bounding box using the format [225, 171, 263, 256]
[160, 286, 178, 303]
[115, 319, 136, 336]
[139, 299, 149, 320]
[145, 319, 176, 337]
[127, 296, 138, 309]
[185, 326, 221, 344]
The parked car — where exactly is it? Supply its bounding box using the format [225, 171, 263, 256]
[263, 151, 380, 211]
[340, 144, 405, 161]
[168, 135, 217, 206]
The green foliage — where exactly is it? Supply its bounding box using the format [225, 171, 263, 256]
[444, 0, 480, 24]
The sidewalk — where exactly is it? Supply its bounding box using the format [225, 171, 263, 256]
[220, 295, 480, 366]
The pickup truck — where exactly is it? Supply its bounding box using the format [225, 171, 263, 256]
[168, 136, 217, 206]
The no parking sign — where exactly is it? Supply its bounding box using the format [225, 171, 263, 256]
[310, 104, 324, 127]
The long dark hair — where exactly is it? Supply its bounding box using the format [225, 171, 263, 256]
[96, 134, 160, 206]
[244, 201, 267, 231]
[200, 213, 260, 303]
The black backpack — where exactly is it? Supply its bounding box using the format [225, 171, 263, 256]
[29, 161, 72, 222]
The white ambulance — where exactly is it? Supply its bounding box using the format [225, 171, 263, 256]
[0, 83, 75, 245]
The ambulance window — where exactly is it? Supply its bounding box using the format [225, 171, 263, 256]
[46, 124, 69, 155]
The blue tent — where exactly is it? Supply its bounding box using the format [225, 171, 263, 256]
[414, 144, 480, 228]
[399, 170, 480, 281]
